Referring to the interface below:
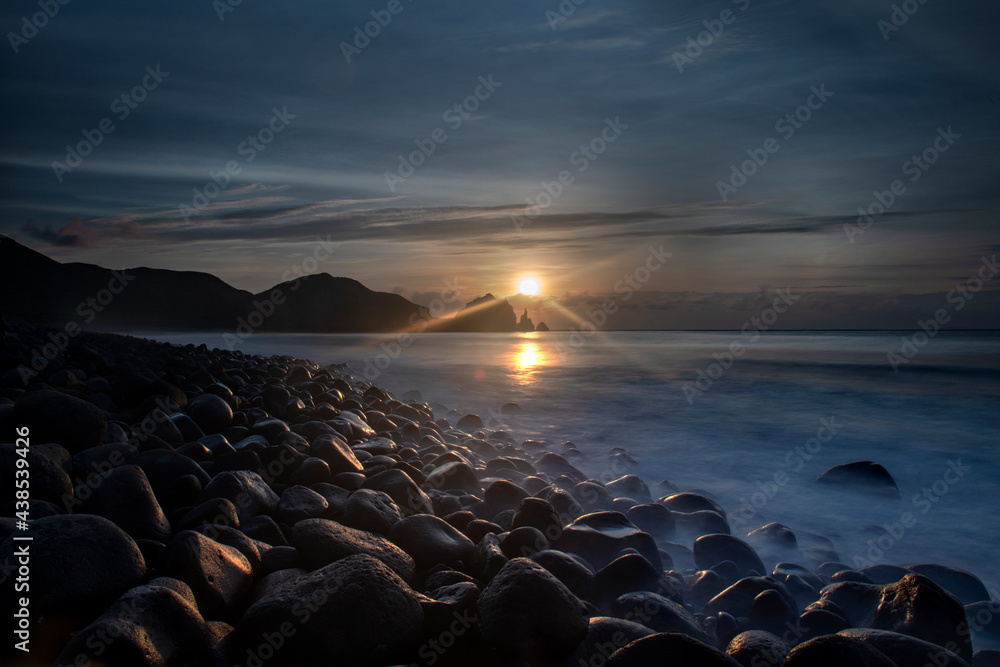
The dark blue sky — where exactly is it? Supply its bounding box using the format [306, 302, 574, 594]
[2, 0, 998, 328]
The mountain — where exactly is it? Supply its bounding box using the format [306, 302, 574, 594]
[255, 274, 430, 333]
[0, 235, 256, 330]
[0, 236, 432, 333]
[431, 293, 537, 332]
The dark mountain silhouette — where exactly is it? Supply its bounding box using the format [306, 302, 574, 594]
[0, 235, 255, 330]
[431, 293, 523, 332]
[256, 274, 430, 333]
[516, 308, 535, 332]
[0, 236, 542, 334]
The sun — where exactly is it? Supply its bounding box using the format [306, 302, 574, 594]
[517, 277, 540, 296]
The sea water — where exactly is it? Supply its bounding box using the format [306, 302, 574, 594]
[134, 329, 1000, 595]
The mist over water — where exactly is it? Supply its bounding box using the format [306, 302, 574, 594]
[140, 329, 1000, 595]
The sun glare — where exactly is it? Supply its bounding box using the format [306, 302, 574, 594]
[518, 277, 540, 295]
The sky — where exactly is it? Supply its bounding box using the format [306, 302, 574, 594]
[2, 0, 998, 329]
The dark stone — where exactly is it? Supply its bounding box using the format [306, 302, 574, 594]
[612, 591, 710, 643]
[595, 553, 682, 609]
[869, 573, 973, 663]
[309, 434, 365, 475]
[705, 577, 797, 619]
[195, 523, 263, 574]
[725, 631, 791, 667]
[341, 488, 403, 535]
[425, 460, 482, 495]
[607, 632, 741, 666]
[53, 583, 214, 667]
[660, 492, 727, 518]
[484, 479, 530, 514]
[179, 497, 240, 531]
[535, 452, 587, 482]
[626, 503, 676, 541]
[694, 534, 766, 578]
[73, 464, 171, 542]
[606, 474, 652, 500]
[839, 628, 969, 667]
[160, 529, 253, 621]
[14, 389, 107, 453]
[501, 525, 550, 559]
[818, 580, 883, 625]
[783, 634, 898, 667]
[262, 546, 300, 573]
[131, 449, 211, 511]
[907, 563, 991, 606]
[292, 517, 415, 582]
[362, 468, 433, 516]
[242, 514, 288, 546]
[748, 522, 797, 549]
[573, 481, 615, 513]
[277, 485, 330, 525]
[235, 554, 425, 667]
[556, 511, 662, 572]
[816, 461, 900, 499]
[564, 616, 656, 667]
[512, 496, 563, 538]
[471, 532, 508, 583]
[187, 393, 234, 435]
[198, 471, 279, 524]
[0, 443, 72, 506]
[748, 589, 797, 637]
[526, 549, 597, 603]
[0, 514, 145, 624]
[289, 457, 332, 486]
[673, 509, 731, 537]
[388, 513, 476, 572]
[477, 558, 589, 660]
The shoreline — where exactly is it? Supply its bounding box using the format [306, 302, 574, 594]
[0, 323, 997, 666]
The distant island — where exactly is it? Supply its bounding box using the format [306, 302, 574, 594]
[0, 236, 548, 334]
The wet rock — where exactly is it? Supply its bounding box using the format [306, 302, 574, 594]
[573, 481, 615, 513]
[818, 580, 883, 625]
[14, 389, 107, 453]
[484, 479, 530, 514]
[362, 468, 433, 516]
[870, 573, 973, 663]
[426, 460, 482, 495]
[748, 588, 797, 637]
[72, 464, 171, 542]
[839, 628, 970, 667]
[725, 630, 790, 667]
[606, 474, 652, 500]
[292, 517, 414, 582]
[132, 449, 211, 511]
[531, 549, 597, 603]
[556, 511, 662, 571]
[694, 534, 766, 578]
[468, 532, 506, 583]
[595, 553, 682, 609]
[160, 529, 253, 621]
[816, 461, 900, 499]
[341, 488, 402, 535]
[564, 616, 656, 667]
[277, 485, 330, 525]
[626, 503, 675, 541]
[0, 514, 146, 624]
[388, 513, 475, 572]
[179, 497, 240, 531]
[512, 496, 563, 539]
[783, 634, 898, 667]
[607, 632, 741, 666]
[704, 577, 797, 619]
[674, 509, 731, 537]
[535, 452, 587, 482]
[235, 554, 424, 667]
[907, 563, 991, 606]
[477, 558, 588, 660]
[199, 470, 279, 524]
[660, 492, 727, 518]
[748, 522, 797, 550]
[0, 443, 72, 506]
[196, 523, 263, 574]
[612, 592, 709, 642]
[309, 434, 364, 475]
[187, 393, 234, 435]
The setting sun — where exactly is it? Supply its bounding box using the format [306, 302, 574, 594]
[518, 277, 540, 295]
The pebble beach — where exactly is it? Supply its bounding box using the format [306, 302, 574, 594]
[1, 323, 998, 667]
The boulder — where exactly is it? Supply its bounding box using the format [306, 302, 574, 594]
[607, 632, 741, 666]
[839, 628, 970, 667]
[815, 461, 900, 499]
[341, 488, 403, 535]
[783, 634, 899, 666]
[725, 631, 791, 667]
[388, 513, 476, 571]
[235, 554, 424, 667]
[694, 534, 766, 578]
[477, 558, 588, 660]
[72, 464, 171, 542]
[293, 517, 414, 582]
[198, 471, 279, 524]
[160, 530, 253, 621]
[14, 389, 107, 453]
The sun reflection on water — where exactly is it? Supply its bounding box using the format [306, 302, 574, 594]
[511, 334, 546, 384]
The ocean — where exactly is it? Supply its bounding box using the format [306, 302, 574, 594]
[134, 329, 1000, 595]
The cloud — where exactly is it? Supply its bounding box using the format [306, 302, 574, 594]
[21, 218, 141, 247]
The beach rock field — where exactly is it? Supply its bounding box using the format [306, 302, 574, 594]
[0, 323, 997, 666]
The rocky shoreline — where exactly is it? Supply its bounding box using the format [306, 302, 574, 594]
[1, 323, 998, 667]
